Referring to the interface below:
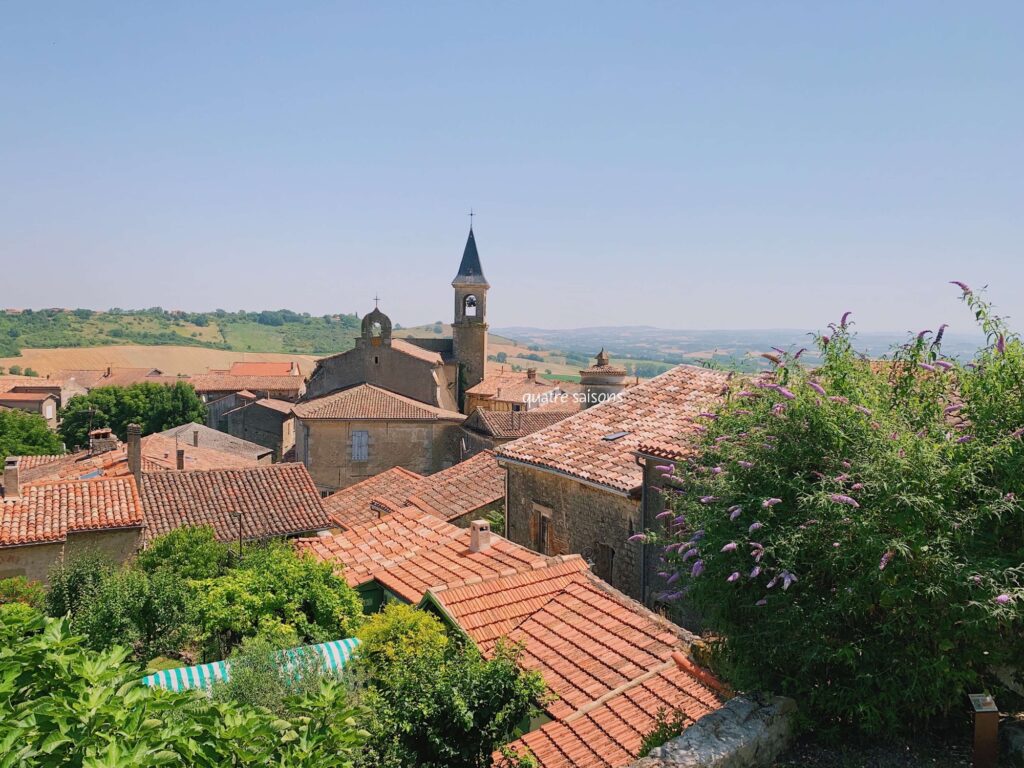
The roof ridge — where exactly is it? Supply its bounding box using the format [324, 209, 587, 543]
[426, 551, 579, 596]
[561, 658, 678, 723]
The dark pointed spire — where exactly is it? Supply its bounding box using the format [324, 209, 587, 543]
[452, 227, 489, 287]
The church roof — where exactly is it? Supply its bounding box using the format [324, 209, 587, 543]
[293, 384, 465, 422]
[452, 228, 489, 287]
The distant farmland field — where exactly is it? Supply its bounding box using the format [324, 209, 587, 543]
[0, 346, 318, 378]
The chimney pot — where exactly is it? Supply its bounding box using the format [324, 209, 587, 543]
[176, 448, 185, 470]
[126, 423, 142, 483]
[192, 429, 199, 447]
[469, 519, 492, 553]
[4, 457, 20, 499]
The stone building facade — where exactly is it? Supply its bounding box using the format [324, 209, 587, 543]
[225, 398, 296, 460]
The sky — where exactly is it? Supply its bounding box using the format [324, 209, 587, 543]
[1, 3, 1021, 333]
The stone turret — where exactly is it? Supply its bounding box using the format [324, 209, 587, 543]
[452, 227, 489, 397]
[580, 349, 628, 409]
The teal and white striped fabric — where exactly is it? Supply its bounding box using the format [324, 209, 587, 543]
[142, 637, 361, 693]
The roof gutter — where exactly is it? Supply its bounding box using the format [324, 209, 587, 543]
[495, 455, 636, 498]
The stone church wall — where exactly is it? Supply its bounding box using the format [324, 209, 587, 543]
[305, 343, 445, 407]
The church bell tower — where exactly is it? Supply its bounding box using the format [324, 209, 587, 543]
[452, 225, 489, 401]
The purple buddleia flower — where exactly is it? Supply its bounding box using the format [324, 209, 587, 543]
[780, 571, 798, 590]
[879, 551, 893, 570]
[727, 571, 741, 583]
[711, 466, 724, 475]
[657, 571, 670, 579]
[762, 498, 782, 508]
[755, 598, 768, 607]
[738, 460, 754, 469]
[691, 559, 705, 578]
[821, 335, 830, 346]
[842, 460, 852, 468]
[628, 534, 647, 543]
[829, 395, 849, 404]
[919, 362, 936, 372]
[748, 521, 763, 533]
[698, 412, 718, 420]
[692, 425, 708, 434]
[656, 509, 674, 520]
[997, 334, 1006, 355]
[673, 516, 687, 526]
[729, 506, 742, 521]
[681, 548, 699, 562]
[950, 280, 972, 295]
[840, 311, 852, 328]
[736, 391, 757, 398]
[830, 494, 860, 508]
[655, 464, 673, 473]
[854, 405, 872, 416]
[766, 575, 779, 589]
[808, 381, 826, 396]
[750, 566, 762, 578]
[972, 575, 982, 586]
[935, 360, 954, 370]
[832, 542, 840, 548]
[995, 594, 1011, 605]
[889, 431, 899, 441]
[1010, 427, 1024, 439]
[794, 348, 807, 359]
[715, 435, 731, 443]
[699, 495, 719, 504]
[772, 403, 787, 416]
[917, 329, 931, 340]
[666, 572, 680, 585]
[691, 530, 706, 541]
[1004, 492, 1016, 501]
[735, 409, 752, 416]
[957, 435, 974, 444]
[775, 386, 796, 400]
[721, 542, 738, 553]
[851, 482, 864, 490]
[834, 473, 850, 482]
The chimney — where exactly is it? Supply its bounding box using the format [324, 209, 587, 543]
[527, 368, 536, 380]
[3, 457, 20, 499]
[469, 519, 492, 553]
[176, 448, 185, 470]
[192, 429, 200, 448]
[127, 423, 142, 483]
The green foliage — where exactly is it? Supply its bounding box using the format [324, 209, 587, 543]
[59, 381, 206, 447]
[355, 604, 546, 768]
[45, 550, 115, 618]
[135, 525, 231, 580]
[0, 576, 45, 609]
[650, 291, 1024, 737]
[212, 634, 326, 715]
[639, 708, 691, 754]
[0, 408, 63, 463]
[190, 541, 363, 660]
[0, 608, 367, 767]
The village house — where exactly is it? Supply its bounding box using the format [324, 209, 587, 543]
[157, 422, 274, 464]
[321, 448, 505, 529]
[495, 363, 732, 603]
[0, 391, 60, 429]
[222, 396, 296, 460]
[463, 367, 567, 414]
[460, 401, 580, 455]
[0, 373, 87, 409]
[295, 501, 726, 768]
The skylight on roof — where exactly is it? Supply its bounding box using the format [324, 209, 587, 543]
[602, 431, 630, 441]
[79, 470, 102, 479]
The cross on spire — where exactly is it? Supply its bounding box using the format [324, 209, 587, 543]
[373, 294, 380, 309]
[468, 208, 475, 230]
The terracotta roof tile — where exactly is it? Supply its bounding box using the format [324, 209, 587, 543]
[406, 450, 505, 522]
[187, 373, 305, 394]
[1, 477, 144, 546]
[0, 392, 56, 403]
[157, 423, 273, 462]
[497, 365, 731, 494]
[322, 467, 425, 527]
[466, 407, 579, 440]
[390, 339, 445, 364]
[294, 384, 464, 421]
[139, 463, 331, 543]
[228, 361, 298, 376]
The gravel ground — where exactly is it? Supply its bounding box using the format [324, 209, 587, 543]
[772, 733, 972, 768]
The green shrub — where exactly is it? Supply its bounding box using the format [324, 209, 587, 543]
[355, 604, 546, 768]
[212, 633, 326, 715]
[0, 608, 367, 767]
[135, 525, 231, 580]
[0, 576, 45, 609]
[0, 408, 63, 462]
[649, 289, 1024, 737]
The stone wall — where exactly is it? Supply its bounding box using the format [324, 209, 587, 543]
[630, 695, 797, 768]
[305, 341, 454, 409]
[504, 463, 644, 599]
[0, 527, 142, 583]
[226, 404, 294, 460]
[297, 418, 464, 493]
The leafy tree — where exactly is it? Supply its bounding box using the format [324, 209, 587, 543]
[648, 289, 1024, 737]
[495, 351, 508, 363]
[355, 604, 546, 768]
[8, 364, 22, 375]
[0, 609, 367, 767]
[135, 525, 231, 580]
[22, 367, 38, 377]
[0, 408, 63, 462]
[190, 542, 363, 660]
[212, 634, 326, 715]
[45, 550, 115, 618]
[59, 381, 206, 447]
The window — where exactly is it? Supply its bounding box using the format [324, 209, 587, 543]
[530, 503, 552, 554]
[464, 294, 478, 317]
[351, 430, 369, 462]
[320, 489, 332, 499]
[374, 356, 379, 364]
[595, 543, 615, 585]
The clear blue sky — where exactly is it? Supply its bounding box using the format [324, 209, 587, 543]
[2, 3, 1021, 333]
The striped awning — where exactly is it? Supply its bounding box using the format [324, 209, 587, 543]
[142, 637, 361, 693]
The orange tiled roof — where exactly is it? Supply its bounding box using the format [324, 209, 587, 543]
[466, 407, 579, 440]
[10, 455, 65, 471]
[51, 370, 107, 389]
[187, 374, 305, 394]
[1, 477, 144, 546]
[100, 368, 179, 387]
[322, 466, 425, 527]
[0, 392, 56, 403]
[295, 504, 549, 602]
[228, 361, 297, 376]
[503, 662, 721, 768]
[294, 384, 464, 421]
[428, 556, 591, 653]
[406, 450, 505, 522]
[139, 463, 331, 543]
[390, 339, 445, 365]
[496, 365, 731, 494]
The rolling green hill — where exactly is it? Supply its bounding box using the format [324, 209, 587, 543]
[0, 308, 363, 358]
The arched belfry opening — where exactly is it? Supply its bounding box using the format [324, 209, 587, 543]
[464, 294, 478, 318]
[360, 307, 392, 346]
